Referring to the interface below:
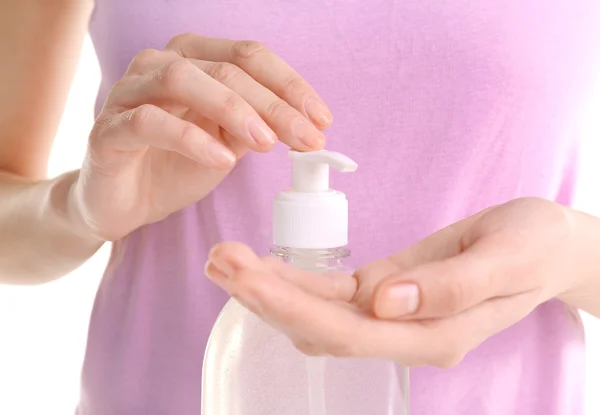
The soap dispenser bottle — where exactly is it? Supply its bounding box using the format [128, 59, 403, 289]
[202, 150, 409, 415]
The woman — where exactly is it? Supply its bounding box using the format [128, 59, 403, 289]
[1, 0, 599, 414]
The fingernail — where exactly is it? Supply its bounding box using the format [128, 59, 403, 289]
[304, 97, 333, 127]
[378, 283, 420, 318]
[248, 116, 277, 146]
[206, 141, 236, 166]
[208, 245, 219, 259]
[211, 255, 237, 279]
[204, 260, 228, 281]
[293, 117, 326, 149]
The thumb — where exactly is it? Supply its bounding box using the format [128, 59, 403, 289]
[370, 207, 502, 320]
[372, 251, 499, 319]
[372, 235, 537, 320]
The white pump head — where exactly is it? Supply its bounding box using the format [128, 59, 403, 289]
[273, 150, 358, 249]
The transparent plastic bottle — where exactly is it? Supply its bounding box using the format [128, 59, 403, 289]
[201, 150, 409, 415]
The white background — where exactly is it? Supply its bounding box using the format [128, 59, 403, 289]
[0, 36, 598, 414]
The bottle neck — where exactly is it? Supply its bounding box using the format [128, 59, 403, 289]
[269, 246, 350, 273]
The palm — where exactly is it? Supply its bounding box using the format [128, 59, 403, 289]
[81, 111, 251, 241]
[141, 111, 250, 218]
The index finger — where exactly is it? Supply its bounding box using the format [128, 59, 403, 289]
[167, 34, 333, 129]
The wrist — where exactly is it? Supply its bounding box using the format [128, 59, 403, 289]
[47, 170, 105, 246]
[557, 207, 600, 315]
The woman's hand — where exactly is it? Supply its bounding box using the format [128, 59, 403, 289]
[73, 34, 331, 241]
[206, 198, 600, 367]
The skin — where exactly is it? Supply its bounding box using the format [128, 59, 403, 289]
[1, 0, 598, 369]
[206, 198, 600, 367]
[0, 1, 329, 283]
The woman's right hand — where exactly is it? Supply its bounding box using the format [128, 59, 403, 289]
[73, 34, 332, 241]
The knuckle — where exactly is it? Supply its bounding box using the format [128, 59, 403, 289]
[441, 280, 468, 315]
[354, 259, 395, 280]
[88, 116, 111, 147]
[281, 75, 307, 99]
[230, 40, 268, 61]
[111, 76, 134, 92]
[178, 123, 199, 149]
[127, 104, 157, 136]
[105, 77, 138, 107]
[166, 32, 196, 51]
[159, 59, 195, 92]
[265, 99, 289, 119]
[131, 48, 162, 68]
[325, 273, 352, 301]
[229, 269, 260, 298]
[205, 62, 241, 85]
[543, 199, 572, 232]
[220, 93, 247, 117]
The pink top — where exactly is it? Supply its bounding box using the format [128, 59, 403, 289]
[80, 1, 600, 414]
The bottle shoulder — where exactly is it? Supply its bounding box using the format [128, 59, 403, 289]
[270, 246, 352, 272]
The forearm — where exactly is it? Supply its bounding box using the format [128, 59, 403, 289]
[558, 208, 600, 318]
[0, 170, 103, 284]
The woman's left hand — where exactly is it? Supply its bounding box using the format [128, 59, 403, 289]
[205, 197, 599, 367]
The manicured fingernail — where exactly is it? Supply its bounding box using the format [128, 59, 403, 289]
[304, 97, 333, 127]
[248, 116, 277, 146]
[378, 283, 420, 318]
[206, 141, 236, 166]
[293, 117, 325, 148]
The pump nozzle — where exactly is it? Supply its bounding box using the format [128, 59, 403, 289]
[290, 150, 358, 193]
[273, 150, 358, 249]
